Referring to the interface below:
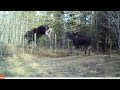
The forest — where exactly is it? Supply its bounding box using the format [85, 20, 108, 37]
[0, 11, 120, 78]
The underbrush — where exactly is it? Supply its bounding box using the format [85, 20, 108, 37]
[0, 44, 69, 77]
[24, 47, 70, 58]
[0, 43, 70, 58]
[0, 43, 120, 77]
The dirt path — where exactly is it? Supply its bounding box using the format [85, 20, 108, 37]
[31, 54, 120, 77]
[1, 53, 120, 77]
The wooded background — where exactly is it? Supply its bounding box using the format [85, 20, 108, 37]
[0, 11, 120, 57]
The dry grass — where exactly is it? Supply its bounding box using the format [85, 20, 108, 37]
[0, 44, 70, 77]
[1, 44, 120, 77]
[1, 44, 70, 58]
[24, 47, 70, 58]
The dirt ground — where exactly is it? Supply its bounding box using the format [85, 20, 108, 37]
[33, 54, 120, 77]
[1, 52, 120, 78]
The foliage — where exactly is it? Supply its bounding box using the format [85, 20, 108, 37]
[0, 11, 120, 53]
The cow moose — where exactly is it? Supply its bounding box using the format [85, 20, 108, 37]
[65, 31, 92, 55]
[24, 25, 52, 45]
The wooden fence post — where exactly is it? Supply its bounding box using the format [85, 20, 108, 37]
[55, 33, 57, 52]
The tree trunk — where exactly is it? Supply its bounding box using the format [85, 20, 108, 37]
[0, 43, 2, 58]
[55, 33, 57, 50]
[62, 37, 65, 50]
[117, 12, 120, 54]
[95, 13, 99, 53]
[34, 33, 37, 54]
[49, 35, 52, 53]
[118, 33, 120, 54]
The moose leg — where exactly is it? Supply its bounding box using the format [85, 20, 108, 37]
[88, 50, 90, 56]
[28, 40, 32, 45]
[87, 46, 91, 56]
[35, 38, 39, 45]
[27, 40, 32, 48]
[84, 46, 87, 56]
[85, 50, 87, 56]
[76, 46, 79, 55]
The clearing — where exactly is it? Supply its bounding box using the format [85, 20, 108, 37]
[0, 52, 120, 78]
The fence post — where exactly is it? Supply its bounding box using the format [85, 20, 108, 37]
[23, 33, 25, 55]
[0, 43, 2, 58]
[49, 34, 52, 53]
[55, 33, 57, 53]
[34, 33, 37, 53]
[63, 36, 65, 50]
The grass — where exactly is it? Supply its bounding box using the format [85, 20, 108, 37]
[0, 44, 70, 77]
[1, 44, 120, 77]
[0, 53, 50, 77]
[24, 47, 70, 58]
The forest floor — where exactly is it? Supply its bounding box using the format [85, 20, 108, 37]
[1, 50, 120, 78]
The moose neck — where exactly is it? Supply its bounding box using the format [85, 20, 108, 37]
[69, 35, 75, 40]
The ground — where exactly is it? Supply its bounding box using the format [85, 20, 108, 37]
[0, 51, 120, 78]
